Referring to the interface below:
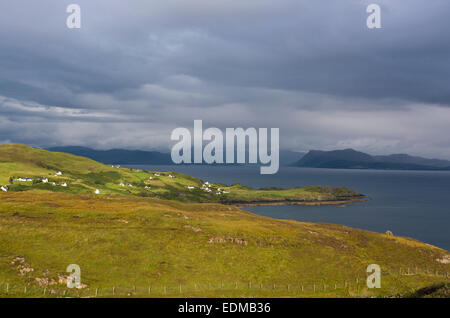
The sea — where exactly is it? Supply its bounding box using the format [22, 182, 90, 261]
[127, 165, 450, 251]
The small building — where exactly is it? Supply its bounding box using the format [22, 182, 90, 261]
[119, 182, 125, 187]
[95, 189, 100, 194]
[1, 186, 8, 192]
[16, 178, 33, 182]
[187, 186, 195, 190]
[42, 178, 49, 183]
[169, 174, 175, 178]
[55, 171, 62, 176]
[61, 183, 67, 187]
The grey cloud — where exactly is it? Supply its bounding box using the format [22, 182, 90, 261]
[0, 0, 449, 158]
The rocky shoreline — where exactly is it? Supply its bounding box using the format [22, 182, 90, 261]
[227, 195, 368, 207]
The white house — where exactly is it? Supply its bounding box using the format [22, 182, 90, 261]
[1, 186, 8, 192]
[154, 173, 160, 177]
[119, 182, 125, 187]
[148, 177, 153, 180]
[95, 189, 100, 194]
[16, 178, 33, 182]
[169, 174, 175, 178]
[187, 186, 195, 190]
[42, 178, 49, 183]
[61, 183, 67, 187]
[55, 171, 62, 176]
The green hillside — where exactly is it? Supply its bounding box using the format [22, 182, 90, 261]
[0, 144, 363, 205]
[0, 144, 448, 298]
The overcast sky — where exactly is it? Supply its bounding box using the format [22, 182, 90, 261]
[0, 0, 449, 158]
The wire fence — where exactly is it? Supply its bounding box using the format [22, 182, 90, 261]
[0, 267, 448, 297]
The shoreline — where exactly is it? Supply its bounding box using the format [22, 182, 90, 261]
[227, 195, 368, 207]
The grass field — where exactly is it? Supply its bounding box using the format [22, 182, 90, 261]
[0, 144, 448, 298]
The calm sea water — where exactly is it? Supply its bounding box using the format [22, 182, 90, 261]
[128, 165, 450, 250]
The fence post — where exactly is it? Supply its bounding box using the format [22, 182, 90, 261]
[164, 286, 166, 295]
[6, 283, 9, 294]
[113, 286, 115, 296]
[95, 288, 98, 297]
[313, 284, 315, 293]
[148, 286, 151, 295]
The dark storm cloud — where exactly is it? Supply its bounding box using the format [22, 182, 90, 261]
[0, 0, 450, 157]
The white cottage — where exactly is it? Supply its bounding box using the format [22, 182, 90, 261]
[1, 186, 8, 192]
[95, 189, 100, 194]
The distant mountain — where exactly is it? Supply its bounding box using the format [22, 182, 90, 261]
[47, 146, 172, 165]
[295, 149, 450, 171]
[279, 150, 306, 166]
[47, 146, 305, 166]
[373, 154, 450, 168]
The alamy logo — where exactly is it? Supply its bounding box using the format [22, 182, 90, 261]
[66, 4, 81, 29]
[366, 4, 381, 29]
[366, 264, 381, 288]
[171, 120, 279, 174]
[66, 264, 82, 289]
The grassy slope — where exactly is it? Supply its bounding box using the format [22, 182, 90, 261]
[0, 144, 448, 298]
[0, 144, 362, 204]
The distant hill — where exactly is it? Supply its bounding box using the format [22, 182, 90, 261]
[47, 146, 304, 166]
[279, 150, 306, 166]
[47, 146, 173, 165]
[295, 149, 450, 171]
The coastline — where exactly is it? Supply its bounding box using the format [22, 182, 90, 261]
[227, 195, 368, 207]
